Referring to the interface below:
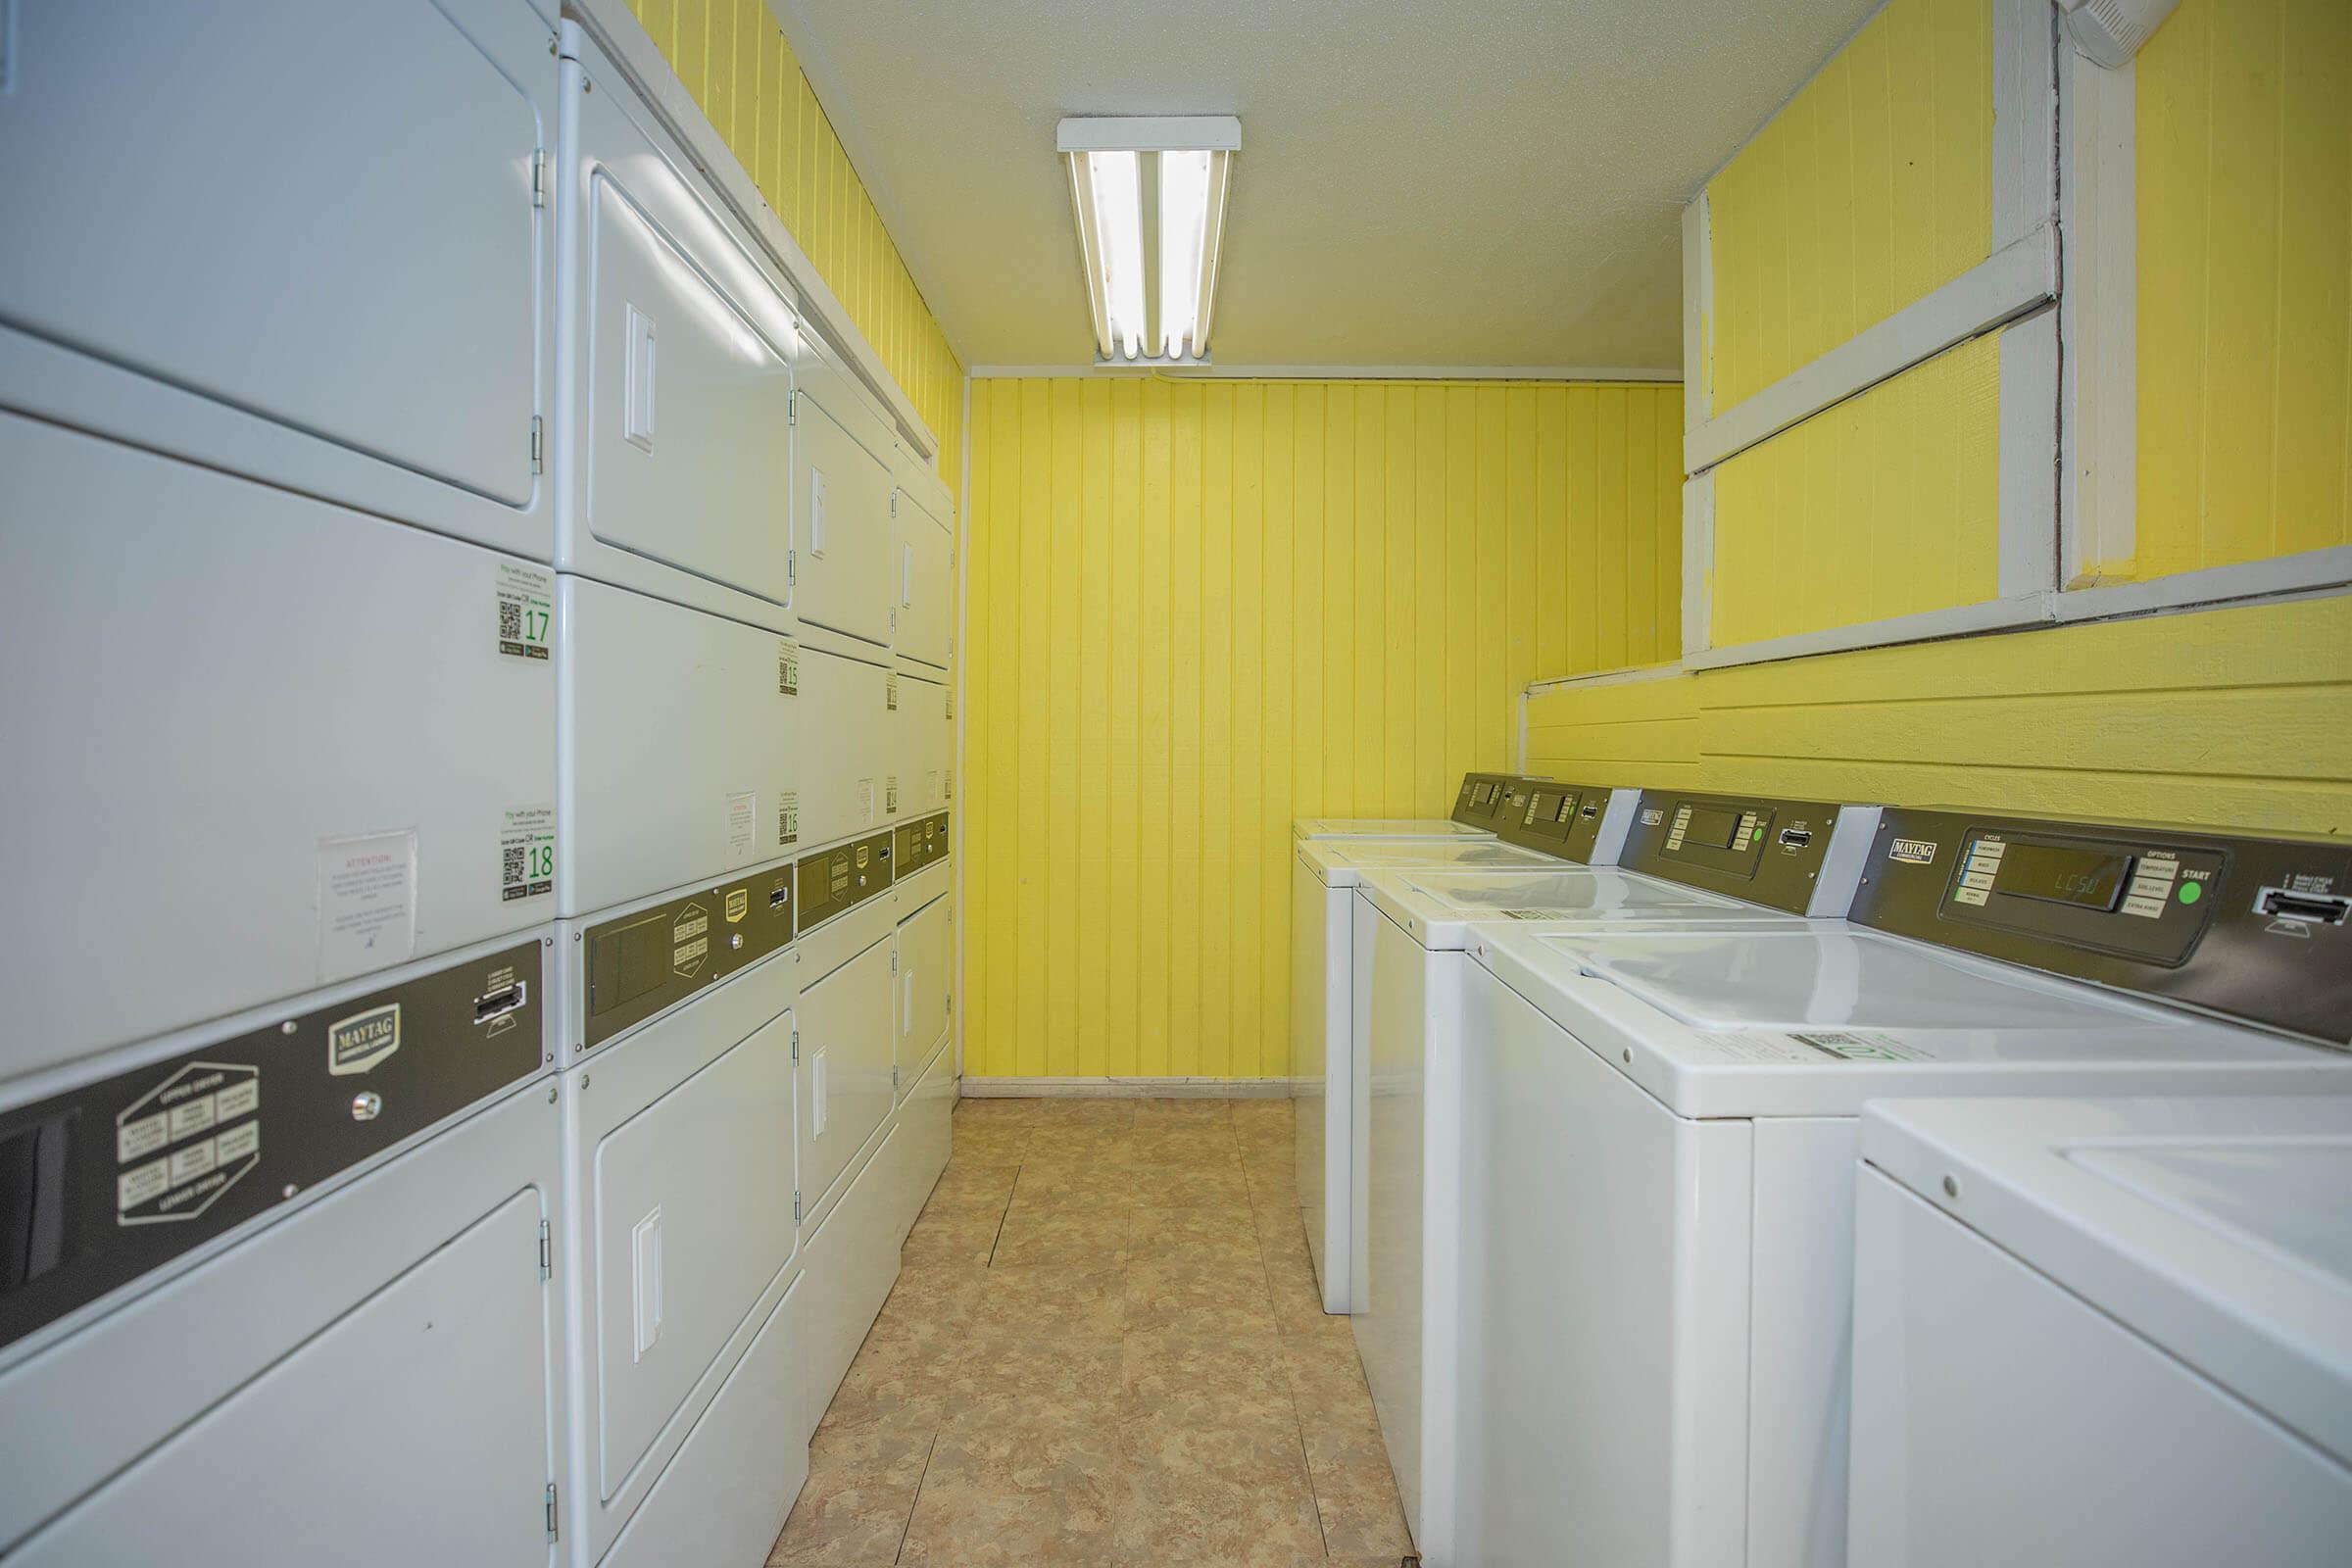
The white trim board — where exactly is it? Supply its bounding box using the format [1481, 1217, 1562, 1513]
[965, 364, 1682, 383]
[2054, 547, 2352, 622]
[953, 372, 972, 1081]
[566, 0, 942, 458]
[1684, 224, 2057, 474]
[1525, 661, 1690, 698]
[1683, 591, 2054, 671]
[2060, 36, 2138, 586]
[958, 1077, 1298, 1100]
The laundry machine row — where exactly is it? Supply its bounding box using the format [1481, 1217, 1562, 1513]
[1291, 772, 1638, 1317]
[1448, 808, 2352, 1568]
[0, 5, 962, 1564]
[0, 0, 959, 1076]
[1348, 786, 1884, 1561]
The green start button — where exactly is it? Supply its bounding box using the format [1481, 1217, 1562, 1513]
[2178, 882, 2202, 905]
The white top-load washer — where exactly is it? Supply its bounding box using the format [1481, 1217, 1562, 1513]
[1849, 1092, 2352, 1567]
[1291, 771, 1520, 841]
[1455, 808, 2352, 1568]
[1348, 789, 1883, 1561]
[1293, 778, 1629, 1315]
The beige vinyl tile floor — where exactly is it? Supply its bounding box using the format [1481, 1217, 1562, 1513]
[766, 1096, 1414, 1568]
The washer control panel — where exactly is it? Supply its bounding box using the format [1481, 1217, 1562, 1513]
[1620, 791, 1864, 913]
[1855, 809, 2352, 1046]
[0, 938, 547, 1352]
[1451, 772, 1519, 830]
[1496, 782, 1633, 865]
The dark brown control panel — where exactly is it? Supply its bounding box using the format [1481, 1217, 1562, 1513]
[897, 811, 951, 876]
[0, 939, 547, 1351]
[582, 863, 796, 1050]
[1451, 773, 1521, 830]
[1495, 781, 1631, 865]
[1853, 808, 2352, 1045]
[798, 829, 896, 929]
[1619, 791, 1870, 914]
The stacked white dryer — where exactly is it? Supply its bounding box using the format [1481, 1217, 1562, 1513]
[546, 22, 812, 1565]
[547, 17, 956, 1566]
[0, 1, 568, 1560]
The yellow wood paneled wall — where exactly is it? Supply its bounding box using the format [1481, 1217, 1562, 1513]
[963, 378, 1683, 1080]
[1528, 595, 2352, 837]
[2132, 0, 2352, 579]
[1704, 0, 1992, 410]
[1710, 328, 2003, 646]
[625, 0, 964, 488]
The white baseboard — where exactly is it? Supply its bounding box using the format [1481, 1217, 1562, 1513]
[957, 1076, 1297, 1100]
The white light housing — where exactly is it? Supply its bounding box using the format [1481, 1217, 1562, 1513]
[1058, 116, 1239, 366]
[2057, 0, 2182, 67]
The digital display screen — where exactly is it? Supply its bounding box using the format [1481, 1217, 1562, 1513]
[1682, 806, 1744, 850]
[1473, 782, 1494, 806]
[1991, 842, 2132, 910]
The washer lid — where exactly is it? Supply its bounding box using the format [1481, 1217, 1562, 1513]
[1861, 1095, 2352, 1468]
[1292, 817, 1492, 840]
[1470, 922, 2349, 1119]
[1325, 840, 1557, 870]
[1561, 927, 2167, 1032]
[1399, 867, 1748, 918]
[1301, 835, 1559, 888]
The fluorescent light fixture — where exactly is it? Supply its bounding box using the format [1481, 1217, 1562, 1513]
[1058, 116, 1239, 366]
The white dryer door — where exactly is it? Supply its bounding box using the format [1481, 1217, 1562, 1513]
[9, 1192, 557, 1566]
[0, 0, 549, 520]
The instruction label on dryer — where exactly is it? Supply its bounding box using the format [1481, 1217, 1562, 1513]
[778, 640, 800, 696]
[115, 1061, 263, 1226]
[495, 563, 553, 660]
[500, 805, 556, 902]
[318, 829, 417, 980]
[725, 791, 757, 860]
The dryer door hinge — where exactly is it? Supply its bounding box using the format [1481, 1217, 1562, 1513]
[529, 416, 545, 474]
[531, 149, 550, 209]
[890, 492, 900, 517]
[544, 1482, 560, 1542]
[787, 549, 796, 587]
[890, 949, 900, 974]
[791, 1027, 800, 1063]
[788, 389, 799, 428]
[793, 1190, 803, 1225]
[892, 1063, 901, 1093]
[537, 1218, 552, 1280]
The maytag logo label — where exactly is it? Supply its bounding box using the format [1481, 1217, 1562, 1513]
[327, 1004, 401, 1076]
[1888, 838, 1939, 865]
[1641, 808, 1665, 827]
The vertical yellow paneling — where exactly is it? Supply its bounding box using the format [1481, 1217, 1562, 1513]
[626, 0, 966, 494]
[2132, 0, 2352, 579]
[1107, 381, 1143, 1078]
[1706, 0, 1993, 409]
[1046, 381, 1081, 1078]
[1527, 596, 2352, 838]
[1710, 330, 2003, 649]
[1200, 389, 1234, 1081]
[964, 378, 1682, 1080]
[1231, 387, 1266, 1076]
[962, 380, 996, 1082]
[1138, 378, 1173, 1077]
[1259, 386, 1296, 1077]
[1076, 381, 1110, 1079]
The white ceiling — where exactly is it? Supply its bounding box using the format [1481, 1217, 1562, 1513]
[773, 0, 1880, 372]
